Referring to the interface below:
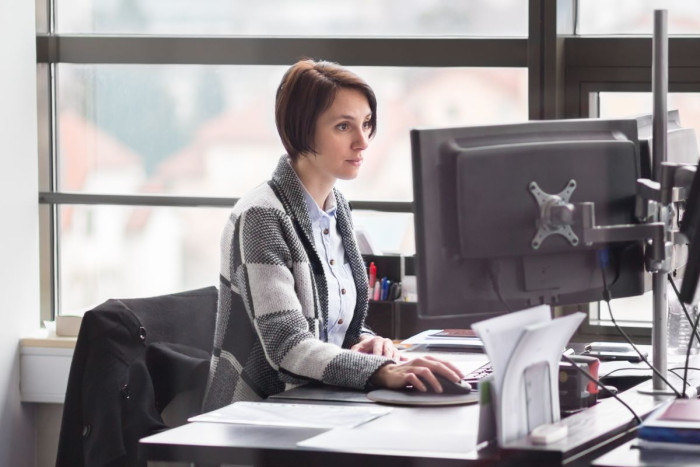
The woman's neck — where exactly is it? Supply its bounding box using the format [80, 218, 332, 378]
[291, 157, 334, 210]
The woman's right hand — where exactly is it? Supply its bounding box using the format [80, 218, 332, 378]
[370, 356, 464, 393]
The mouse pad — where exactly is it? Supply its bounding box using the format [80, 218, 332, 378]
[367, 389, 480, 406]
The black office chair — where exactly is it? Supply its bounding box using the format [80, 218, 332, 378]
[56, 286, 218, 467]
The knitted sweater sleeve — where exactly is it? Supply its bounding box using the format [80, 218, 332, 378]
[233, 206, 391, 390]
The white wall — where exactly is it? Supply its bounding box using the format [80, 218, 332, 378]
[0, 0, 40, 464]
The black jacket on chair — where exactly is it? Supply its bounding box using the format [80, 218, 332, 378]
[56, 286, 218, 467]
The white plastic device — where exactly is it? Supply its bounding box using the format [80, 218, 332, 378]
[530, 423, 568, 445]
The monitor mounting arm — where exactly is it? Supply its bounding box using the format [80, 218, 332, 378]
[580, 203, 669, 272]
[530, 163, 695, 272]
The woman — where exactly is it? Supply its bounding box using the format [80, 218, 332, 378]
[203, 59, 462, 411]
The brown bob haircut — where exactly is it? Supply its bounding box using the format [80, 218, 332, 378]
[275, 59, 377, 161]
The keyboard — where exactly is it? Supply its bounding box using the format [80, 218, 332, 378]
[463, 362, 493, 389]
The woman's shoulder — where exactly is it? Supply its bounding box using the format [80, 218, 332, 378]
[233, 182, 286, 217]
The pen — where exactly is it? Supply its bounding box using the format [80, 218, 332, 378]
[380, 277, 390, 301]
[389, 282, 401, 301]
[373, 281, 381, 301]
[368, 262, 377, 290]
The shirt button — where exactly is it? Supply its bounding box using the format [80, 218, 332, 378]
[341, 288, 346, 295]
[323, 228, 329, 235]
[330, 259, 335, 266]
[338, 318, 344, 325]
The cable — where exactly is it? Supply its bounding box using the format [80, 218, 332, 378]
[670, 366, 700, 372]
[489, 261, 513, 313]
[600, 367, 651, 379]
[601, 281, 682, 398]
[669, 367, 700, 391]
[598, 251, 683, 398]
[599, 366, 700, 386]
[667, 274, 700, 398]
[561, 354, 642, 425]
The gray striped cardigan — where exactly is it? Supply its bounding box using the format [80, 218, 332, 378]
[203, 156, 391, 411]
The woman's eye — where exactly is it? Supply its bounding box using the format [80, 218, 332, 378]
[362, 121, 372, 130]
[337, 123, 349, 131]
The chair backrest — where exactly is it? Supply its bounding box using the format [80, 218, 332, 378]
[56, 286, 218, 467]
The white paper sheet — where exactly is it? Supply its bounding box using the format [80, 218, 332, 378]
[297, 428, 478, 456]
[189, 401, 392, 429]
[401, 329, 484, 349]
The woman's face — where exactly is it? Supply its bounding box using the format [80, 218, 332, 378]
[303, 88, 372, 183]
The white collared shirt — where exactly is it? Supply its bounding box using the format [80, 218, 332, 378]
[287, 160, 357, 346]
[301, 188, 357, 346]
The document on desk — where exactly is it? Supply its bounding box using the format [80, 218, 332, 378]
[401, 329, 484, 349]
[298, 428, 478, 456]
[189, 402, 392, 429]
[472, 306, 585, 445]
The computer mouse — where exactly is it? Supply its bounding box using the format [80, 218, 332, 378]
[419, 373, 473, 394]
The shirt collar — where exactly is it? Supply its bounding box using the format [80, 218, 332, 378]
[286, 158, 337, 222]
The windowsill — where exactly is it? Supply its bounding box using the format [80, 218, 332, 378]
[20, 329, 75, 404]
[20, 328, 77, 349]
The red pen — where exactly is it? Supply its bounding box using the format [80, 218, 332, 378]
[368, 262, 377, 289]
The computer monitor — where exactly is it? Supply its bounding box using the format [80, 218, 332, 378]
[680, 165, 700, 305]
[635, 110, 698, 278]
[411, 119, 647, 320]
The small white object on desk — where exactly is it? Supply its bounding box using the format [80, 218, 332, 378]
[530, 423, 568, 444]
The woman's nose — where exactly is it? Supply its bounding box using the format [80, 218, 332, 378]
[354, 129, 370, 150]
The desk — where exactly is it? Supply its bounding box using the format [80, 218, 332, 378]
[592, 439, 700, 467]
[141, 402, 488, 467]
[140, 380, 668, 467]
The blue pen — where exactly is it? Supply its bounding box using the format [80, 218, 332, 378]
[380, 277, 390, 301]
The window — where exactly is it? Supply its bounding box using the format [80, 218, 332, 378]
[578, 0, 700, 35]
[58, 65, 527, 200]
[599, 92, 700, 135]
[56, 0, 528, 36]
[58, 205, 229, 313]
[39, 1, 529, 317]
